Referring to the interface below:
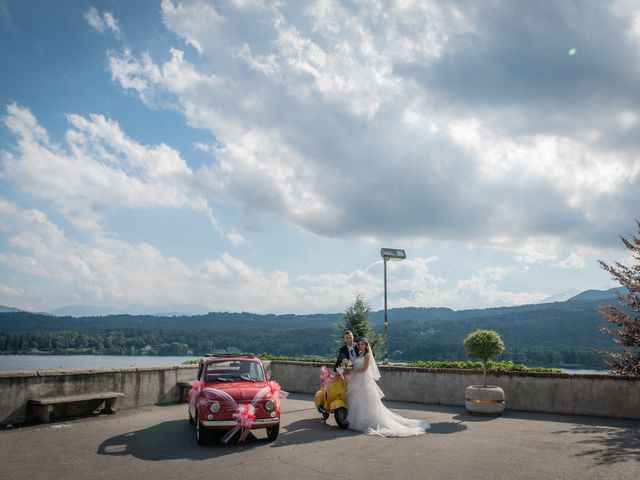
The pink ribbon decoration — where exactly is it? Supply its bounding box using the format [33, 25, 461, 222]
[268, 380, 288, 402]
[189, 380, 203, 412]
[319, 366, 343, 387]
[193, 382, 289, 444]
[228, 404, 257, 442]
[220, 386, 267, 443]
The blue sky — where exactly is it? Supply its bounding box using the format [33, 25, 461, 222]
[1, 0, 638, 315]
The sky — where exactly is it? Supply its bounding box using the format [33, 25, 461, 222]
[0, 0, 638, 315]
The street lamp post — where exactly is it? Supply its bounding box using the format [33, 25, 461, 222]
[380, 248, 406, 364]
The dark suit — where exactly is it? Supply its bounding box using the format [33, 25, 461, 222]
[334, 344, 357, 371]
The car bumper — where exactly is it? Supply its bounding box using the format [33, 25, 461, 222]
[202, 418, 280, 428]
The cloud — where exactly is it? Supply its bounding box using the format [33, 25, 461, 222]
[0, 103, 222, 234]
[0, 199, 274, 311]
[0, 0, 14, 31]
[0, 284, 21, 297]
[226, 228, 246, 247]
[160, 0, 223, 54]
[101, 0, 640, 259]
[0, 199, 545, 312]
[84, 6, 121, 38]
[450, 267, 548, 308]
[556, 253, 587, 269]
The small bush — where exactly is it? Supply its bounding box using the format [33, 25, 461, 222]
[464, 330, 505, 362]
[464, 329, 506, 386]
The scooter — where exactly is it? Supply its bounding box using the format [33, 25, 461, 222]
[314, 367, 349, 429]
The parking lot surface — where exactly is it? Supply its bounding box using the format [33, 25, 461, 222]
[1, 394, 639, 480]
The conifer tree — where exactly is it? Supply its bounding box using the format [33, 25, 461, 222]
[336, 294, 383, 354]
[597, 220, 640, 375]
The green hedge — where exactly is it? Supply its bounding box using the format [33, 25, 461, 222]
[183, 355, 560, 373]
[401, 360, 560, 373]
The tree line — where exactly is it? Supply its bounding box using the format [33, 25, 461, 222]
[0, 324, 608, 368]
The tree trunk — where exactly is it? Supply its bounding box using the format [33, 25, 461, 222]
[482, 360, 487, 387]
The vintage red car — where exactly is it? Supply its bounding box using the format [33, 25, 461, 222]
[188, 353, 283, 445]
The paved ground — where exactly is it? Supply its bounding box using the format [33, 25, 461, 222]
[1, 394, 639, 480]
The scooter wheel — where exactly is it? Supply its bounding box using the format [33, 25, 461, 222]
[335, 407, 349, 429]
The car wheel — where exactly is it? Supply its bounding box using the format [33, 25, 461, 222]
[266, 424, 279, 442]
[335, 407, 349, 429]
[196, 417, 210, 446]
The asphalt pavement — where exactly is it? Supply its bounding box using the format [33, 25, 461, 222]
[1, 394, 639, 480]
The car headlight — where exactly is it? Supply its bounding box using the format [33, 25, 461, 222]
[264, 400, 275, 412]
[209, 401, 221, 413]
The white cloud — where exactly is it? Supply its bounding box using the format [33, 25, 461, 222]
[0, 103, 223, 234]
[556, 253, 587, 269]
[451, 267, 548, 307]
[5, 1, 639, 313]
[161, 0, 223, 54]
[0, 284, 21, 297]
[0, 200, 275, 311]
[0, 200, 547, 313]
[226, 228, 246, 246]
[84, 6, 121, 38]
[449, 117, 640, 205]
[100, 1, 640, 255]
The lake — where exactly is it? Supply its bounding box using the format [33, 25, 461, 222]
[0, 354, 197, 371]
[0, 355, 610, 375]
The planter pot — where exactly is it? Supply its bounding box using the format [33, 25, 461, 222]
[465, 385, 505, 415]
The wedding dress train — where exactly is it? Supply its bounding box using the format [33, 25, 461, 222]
[346, 354, 430, 437]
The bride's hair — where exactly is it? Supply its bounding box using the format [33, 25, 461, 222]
[359, 338, 370, 355]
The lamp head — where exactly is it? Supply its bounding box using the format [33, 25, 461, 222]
[380, 248, 406, 260]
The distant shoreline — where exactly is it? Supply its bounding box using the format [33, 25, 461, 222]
[0, 354, 610, 375]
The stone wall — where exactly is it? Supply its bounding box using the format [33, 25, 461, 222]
[0, 365, 198, 426]
[270, 361, 640, 420]
[2, 360, 639, 426]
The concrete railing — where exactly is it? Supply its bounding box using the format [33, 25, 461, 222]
[1, 360, 639, 426]
[0, 365, 198, 426]
[270, 361, 640, 420]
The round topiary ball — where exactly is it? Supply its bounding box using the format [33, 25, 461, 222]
[463, 329, 505, 362]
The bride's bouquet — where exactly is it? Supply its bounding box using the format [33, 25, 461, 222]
[337, 358, 353, 375]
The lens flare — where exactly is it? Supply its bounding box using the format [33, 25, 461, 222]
[568, 48, 577, 56]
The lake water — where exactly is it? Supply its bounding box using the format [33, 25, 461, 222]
[0, 355, 197, 371]
[0, 355, 610, 375]
[561, 368, 610, 375]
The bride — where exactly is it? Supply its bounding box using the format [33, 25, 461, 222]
[346, 338, 430, 437]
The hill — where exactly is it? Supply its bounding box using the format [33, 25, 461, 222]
[567, 287, 627, 301]
[49, 303, 211, 317]
[0, 306, 22, 313]
[0, 289, 622, 368]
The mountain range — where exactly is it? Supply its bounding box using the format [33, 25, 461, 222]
[0, 287, 630, 368]
[0, 287, 626, 318]
[48, 303, 210, 318]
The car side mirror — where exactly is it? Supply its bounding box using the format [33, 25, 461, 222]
[266, 371, 271, 381]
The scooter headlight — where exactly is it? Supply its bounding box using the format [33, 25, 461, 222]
[209, 401, 221, 413]
[264, 400, 275, 412]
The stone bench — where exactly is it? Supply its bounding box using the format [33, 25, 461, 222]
[29, 392, 125, 423]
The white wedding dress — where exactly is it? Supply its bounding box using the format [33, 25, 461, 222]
[346, 353, 430, 437]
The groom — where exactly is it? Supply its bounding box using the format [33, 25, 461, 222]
[334, 330, 358, 371]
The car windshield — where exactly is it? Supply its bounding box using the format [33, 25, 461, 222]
[204, 359, 265, 383]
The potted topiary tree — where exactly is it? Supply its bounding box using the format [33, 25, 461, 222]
[463, 329, 506, 415]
